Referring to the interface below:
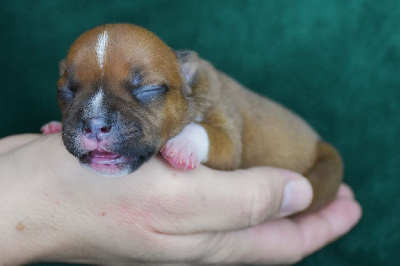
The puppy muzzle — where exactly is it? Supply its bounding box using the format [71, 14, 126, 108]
[63, 114, 154, 176]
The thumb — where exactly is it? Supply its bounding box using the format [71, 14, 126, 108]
[148, 164, 313, 234]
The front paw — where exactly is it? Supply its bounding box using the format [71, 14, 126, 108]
[161, 144, 199, 170]
[161, 123, 209, 170]
[41, 121, 62, 135]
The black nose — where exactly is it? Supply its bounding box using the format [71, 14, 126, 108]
[83, 117, 112, 141]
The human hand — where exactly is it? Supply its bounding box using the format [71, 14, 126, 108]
[0, 134, 361, 265]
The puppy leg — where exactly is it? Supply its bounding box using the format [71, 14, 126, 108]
[199, 123, 241, 170]
[161, 122, 241, 170]
[301, 141, 343, 213]
[41, 121, 62, 135]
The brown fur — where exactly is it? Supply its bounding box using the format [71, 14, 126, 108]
[181, 54, 343, 211]
[59, 24, 343, 211]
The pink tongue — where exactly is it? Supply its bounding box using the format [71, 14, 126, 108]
[90, 150, 120, 159]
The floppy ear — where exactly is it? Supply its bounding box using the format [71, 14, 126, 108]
[59, 59, 66, 77]
[176, 50, 200, 95]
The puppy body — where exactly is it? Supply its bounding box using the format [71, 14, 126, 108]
[179, 55, 342, 210]
[47, 24, 342, 211]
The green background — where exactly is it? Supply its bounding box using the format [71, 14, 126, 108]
[1, 0, 399, 265]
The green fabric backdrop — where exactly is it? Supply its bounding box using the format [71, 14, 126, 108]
[1, 0, 399, 265]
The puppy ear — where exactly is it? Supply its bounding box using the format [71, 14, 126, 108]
[176, 50, 200, 88]
[59, 59, 66, 77]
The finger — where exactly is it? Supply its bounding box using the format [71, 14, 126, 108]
[337, 182, 355, 199]
[297, 185, 362, 257]
[179, 185, 362, 264]
[0, 134, 41, 154]
[137, 160, 313, 234]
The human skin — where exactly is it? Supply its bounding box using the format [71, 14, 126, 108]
[0, 134, 361, 265]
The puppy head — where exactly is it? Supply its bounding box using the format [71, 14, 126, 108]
[57, 24, 188, 176]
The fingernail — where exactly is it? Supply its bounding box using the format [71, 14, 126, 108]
[280, 178, 313, 217]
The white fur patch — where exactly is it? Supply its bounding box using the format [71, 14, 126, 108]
[167, 123, 209, 163]
[84, 89, 105, 118]
[95, 31, 108, 70]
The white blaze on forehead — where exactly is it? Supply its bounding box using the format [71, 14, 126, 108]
[84, 89, 105, 118]
[95, 31, 108, 70]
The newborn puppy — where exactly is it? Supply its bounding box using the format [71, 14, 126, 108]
[42, 23, 343, 211]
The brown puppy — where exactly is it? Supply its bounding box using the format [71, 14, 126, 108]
[42, 23, 342, 212]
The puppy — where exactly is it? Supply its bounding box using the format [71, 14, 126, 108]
[42, 23, 343, 211]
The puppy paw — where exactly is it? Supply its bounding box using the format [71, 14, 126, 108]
[161, 123, 209, 170]
[161, 147, 199, 170]
[41, 121, 62, 135]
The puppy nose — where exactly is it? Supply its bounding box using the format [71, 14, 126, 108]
[83, 117, 112, 141]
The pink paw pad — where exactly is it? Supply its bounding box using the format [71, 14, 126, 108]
[41, 121, 62, 135]
[161, 144, 199, 170]
[161, 123, 209, 171]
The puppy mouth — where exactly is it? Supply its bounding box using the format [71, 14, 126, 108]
[80, 148, 154, 176]
[83, 149, 132, 165]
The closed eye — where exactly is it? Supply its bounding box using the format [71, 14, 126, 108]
[133, 85, 168, 103]
[57, 86, 75, 103]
